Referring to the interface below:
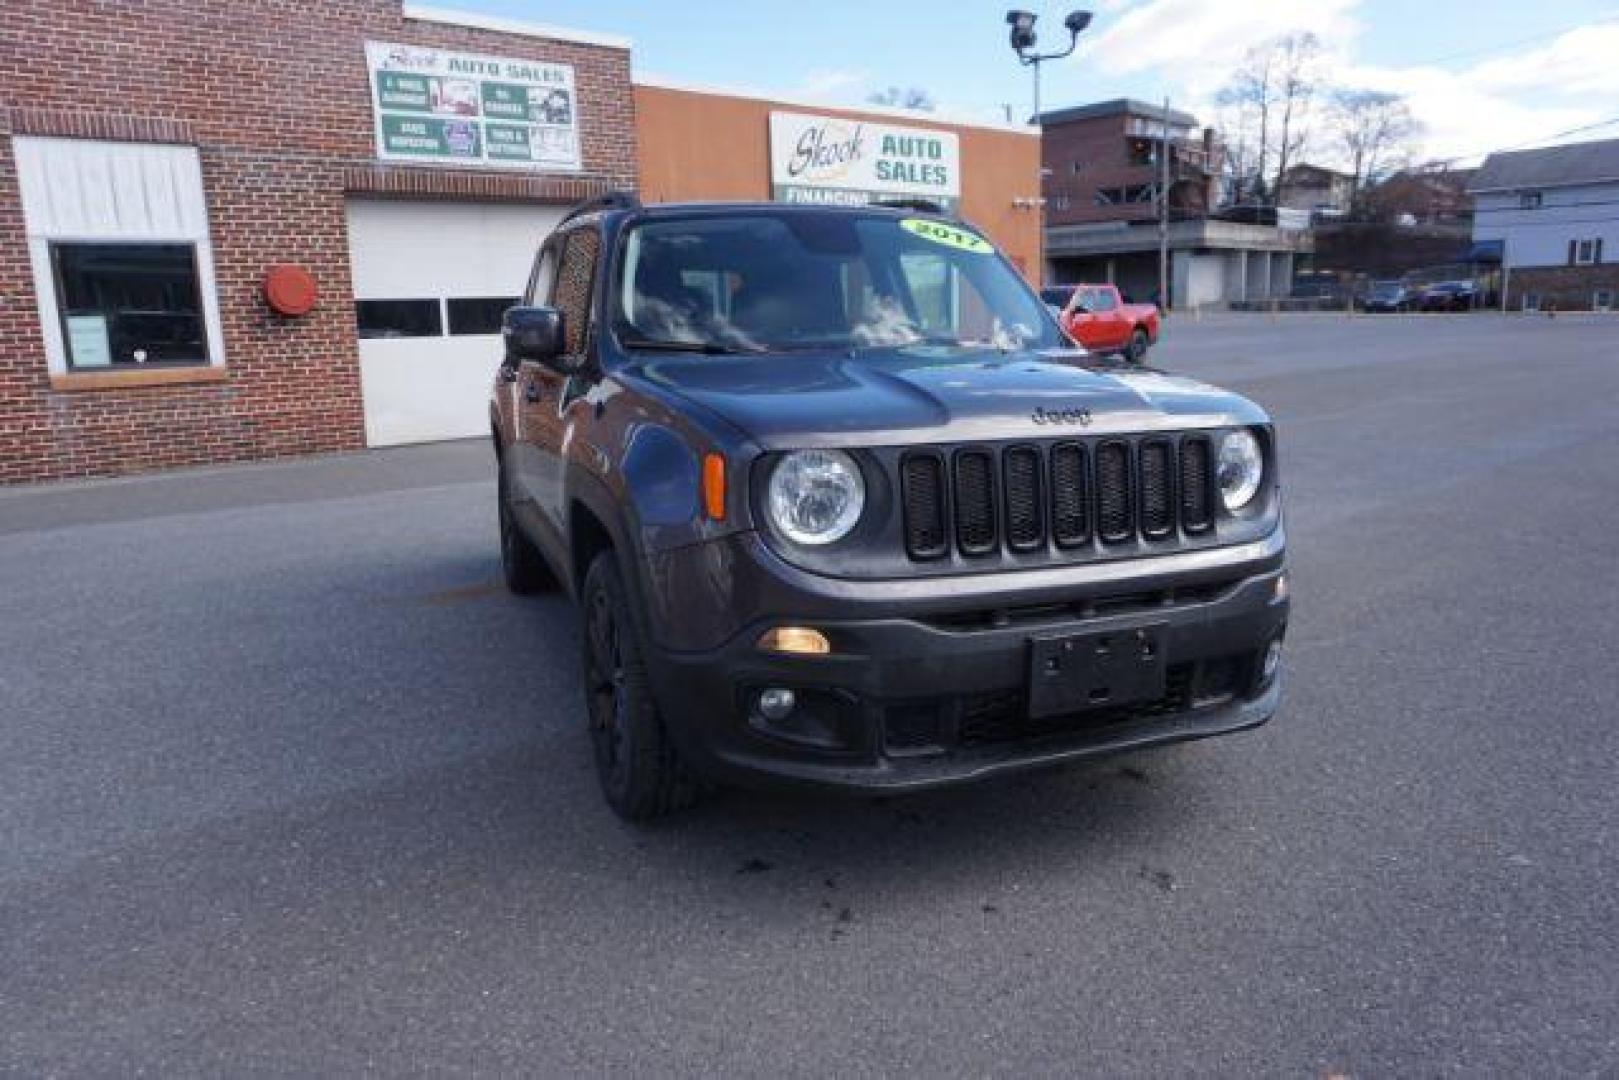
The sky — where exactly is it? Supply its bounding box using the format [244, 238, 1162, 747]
[458, 0, 1619, 167]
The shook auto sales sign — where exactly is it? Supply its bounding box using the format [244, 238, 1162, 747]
[769, 111, 960, 211]
[365, 41, 581, 170]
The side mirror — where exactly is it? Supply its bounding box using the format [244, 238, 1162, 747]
[502, 306, 566, 370]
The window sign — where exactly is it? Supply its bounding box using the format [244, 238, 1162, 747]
[769, 111, 960, 212]
[365, 41, 581, 170]
[65, 315, 112, 368]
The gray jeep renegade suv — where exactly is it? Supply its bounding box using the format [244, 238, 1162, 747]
[491, 194, 1288, 819]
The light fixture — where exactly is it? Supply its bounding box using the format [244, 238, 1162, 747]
[758, 687, 797, 721]
[757, 625, 832, 656]
[1006, 10, 1038, 52]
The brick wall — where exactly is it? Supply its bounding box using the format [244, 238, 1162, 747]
[0, 0, 636, 483]
[1507, 265, 1619, 311]
[1042, 114, 1157, 227]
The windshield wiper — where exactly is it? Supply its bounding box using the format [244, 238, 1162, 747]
[619, 336, 766, 355]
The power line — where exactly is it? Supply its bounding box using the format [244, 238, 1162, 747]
[1409, 11, 1619, 67]
[1421, 115, 1619, 168]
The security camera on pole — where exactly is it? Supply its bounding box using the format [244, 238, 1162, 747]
[1005, 9, 1092, 287]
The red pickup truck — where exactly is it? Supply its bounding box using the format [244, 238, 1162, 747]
[1041, 284, 1160, 362]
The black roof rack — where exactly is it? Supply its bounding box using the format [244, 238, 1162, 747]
[560, 190, 641, 225]
[870, 197, 946, 214]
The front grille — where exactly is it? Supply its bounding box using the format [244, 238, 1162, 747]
[900, 454, 948, 559]
[901, 433, 1218, 560]
[953, 450, 998, 555]
[1003, 446, 1044, 551]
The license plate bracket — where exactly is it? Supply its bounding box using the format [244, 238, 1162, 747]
[1027, 623, 1167, 721]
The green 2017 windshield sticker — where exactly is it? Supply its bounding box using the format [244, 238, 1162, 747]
[900, 218, 993, 253]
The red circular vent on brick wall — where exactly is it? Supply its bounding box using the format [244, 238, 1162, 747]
[264, 264, 318, 317]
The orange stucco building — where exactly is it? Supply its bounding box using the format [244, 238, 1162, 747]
[634, 78, 1042, 278]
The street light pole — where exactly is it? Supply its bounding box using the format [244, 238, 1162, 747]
[1006, 9, 1092, 287]
[1159, 97, 1171, 312]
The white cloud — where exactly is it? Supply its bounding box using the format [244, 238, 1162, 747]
[1331, 22, 1619, 163]
[792, 68, 871, 101]
[1050, 3, 1619, 168]
[1079, 0, 1360, 98]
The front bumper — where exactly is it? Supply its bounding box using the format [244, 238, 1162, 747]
[642, 530, 1288, 794]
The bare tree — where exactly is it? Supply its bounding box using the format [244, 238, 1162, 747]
[867, 86, 935, 111]
[1214, 47, 1276, 203]
[1215, 33, 1322, 205]
[1269, 33, 1322, 200]
[1329, 89, 1421, 209]
[1214, 90, 1262, 205]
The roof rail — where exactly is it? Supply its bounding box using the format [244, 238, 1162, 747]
[871, 197, 945, 215]
[560, 190, 641, 225]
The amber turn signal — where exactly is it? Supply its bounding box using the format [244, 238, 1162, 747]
[756, 626, 832, 656]
[702, 452, 726, 521]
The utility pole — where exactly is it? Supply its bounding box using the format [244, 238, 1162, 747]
[1500, 238, 1511, 313]
[1158, 97, 1171, 312]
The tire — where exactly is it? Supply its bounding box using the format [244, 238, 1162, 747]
[498, 458, 555, 595]
[580, 551, 697, 820]
[1123, 327, 1149, 363]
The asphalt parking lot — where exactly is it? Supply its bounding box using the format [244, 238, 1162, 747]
[3, 313, 1617, 1075]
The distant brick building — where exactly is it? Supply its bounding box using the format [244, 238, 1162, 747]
[1038, 99, 1308, 307]
[0, 2, 635, 483]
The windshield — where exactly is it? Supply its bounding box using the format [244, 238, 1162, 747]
[613, 212, 1061, 354]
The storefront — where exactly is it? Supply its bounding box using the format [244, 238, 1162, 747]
[0, 3, 633, 483]
[634, 77, 1040, 278]
[1, 4, 1037, 484]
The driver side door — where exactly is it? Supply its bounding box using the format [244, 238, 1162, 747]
[520, 224, 601, 544]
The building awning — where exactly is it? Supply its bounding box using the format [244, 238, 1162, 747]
[1466, 239, 1503, 263]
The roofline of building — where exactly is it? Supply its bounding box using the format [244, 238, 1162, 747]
[1468, 174, 1619, 193]
[1036, 98, 1200, 129]
[401, 3, 633, 50]
[633, 72, 1039, 136]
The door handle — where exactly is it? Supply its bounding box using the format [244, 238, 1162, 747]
[525, 380, 542, 403]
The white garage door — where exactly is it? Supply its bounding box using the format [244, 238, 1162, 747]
[345, 199, 566, 446]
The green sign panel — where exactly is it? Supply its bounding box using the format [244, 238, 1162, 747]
[376, 71, 432, 112]
[379, 114, 482, 159]
[365, 41, 581, 171]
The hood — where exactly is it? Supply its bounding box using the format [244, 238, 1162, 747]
[626, 346, 1267, 449]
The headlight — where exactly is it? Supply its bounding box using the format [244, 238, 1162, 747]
[767, 450, 865, 545]
[1217, 429, 1264, 511]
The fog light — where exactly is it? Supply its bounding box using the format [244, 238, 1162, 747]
[1261, 638, 1283, 684]
[758, 687, 797, 721]
[757, 625, 831, 655]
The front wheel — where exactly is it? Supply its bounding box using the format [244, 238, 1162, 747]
[580, 551, 697, 820]
[1122, 327, 1150, 363]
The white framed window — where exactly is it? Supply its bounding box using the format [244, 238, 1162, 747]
[1522, 292, 1541, 313]
[1574, 238, 1603, 265]
[13, 137, 226, 374]
[1595, 290, 1614, 313]
[1519, 191, 1542, 210]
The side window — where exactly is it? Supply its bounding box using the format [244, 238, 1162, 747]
[550, 228, 600, 357]
[526, 242, 558, 307]
[1092, 289, 1119, 312]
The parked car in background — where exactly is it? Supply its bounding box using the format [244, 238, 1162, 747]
[1416, 281, 1479, 312]
[1361, 281, 1415, 313]
[1041, 284, 1160, 362]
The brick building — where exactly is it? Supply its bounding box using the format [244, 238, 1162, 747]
[1, 2, 638, 483]
[1037, 99, 1308, 307]
[0, 3, 1044, 484]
